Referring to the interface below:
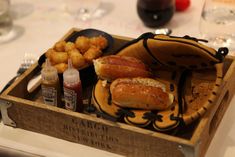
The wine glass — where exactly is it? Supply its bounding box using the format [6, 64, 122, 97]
[137, 0, 175, 27]
[0, 0, 13, 43]
[199, 0, 235, 51]
[64, 0, 106, 21]
[0, 0, 31, 44]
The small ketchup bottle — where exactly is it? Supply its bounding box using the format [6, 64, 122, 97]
[63, 59, 83, 112]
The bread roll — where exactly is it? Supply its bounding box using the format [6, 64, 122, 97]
[110, 78, 174, 110]
[93, 55, 151, 81]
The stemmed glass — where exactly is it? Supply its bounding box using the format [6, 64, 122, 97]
[0, 0, 33, 44]
[0, 0, 13, 43]
[64, 0, 106, 21]
[199, 0, 235, 51]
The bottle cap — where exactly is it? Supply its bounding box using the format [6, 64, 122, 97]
[63, 59, 80, 85]
[41, 59, 58, 81]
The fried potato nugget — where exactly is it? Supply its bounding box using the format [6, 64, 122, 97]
[50, 51, 68, 65]
[65, 42, 76, 52]
[75, 36, 90, 54]
[45, 48, 55, 59]
[45, 35, 108, 73]
[90, 36, 108, 50]
[70, 51, 87, 69]
[54, 41, 66, 52]
[83, 46, 102, 63]
[67, 49, 80, 57]
[54, 63, 68, 73]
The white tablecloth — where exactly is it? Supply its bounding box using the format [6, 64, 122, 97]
[0, 0, 235, 156]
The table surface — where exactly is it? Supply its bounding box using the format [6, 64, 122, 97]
[0, 0, 235, 157]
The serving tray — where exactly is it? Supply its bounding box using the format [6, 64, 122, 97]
[0, 28, 235, 157]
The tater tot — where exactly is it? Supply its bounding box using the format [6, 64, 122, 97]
[65, 42, 76, 52]
[89, 36, 108, 50]
[50, 51, 68, 65]
[83, 46, 102, 63]
[70, 51, 87, 69]
[45, 48, 55, 59]
[54, 41, 66, 52]
[67, 49, 80, 57]
[75, 36, 90, 54]
[54, 63, 68, 73]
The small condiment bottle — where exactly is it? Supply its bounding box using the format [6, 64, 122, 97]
[63, 59, 83, 112]
[41, 59, 62, 107]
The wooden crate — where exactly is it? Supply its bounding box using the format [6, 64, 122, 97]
[1, 28, 235, 157]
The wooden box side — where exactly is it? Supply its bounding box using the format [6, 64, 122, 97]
[1, 94, 193, 157]
[190, 56, 235, 157]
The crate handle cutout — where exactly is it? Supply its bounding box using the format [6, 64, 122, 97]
[209, 91, 229, 135]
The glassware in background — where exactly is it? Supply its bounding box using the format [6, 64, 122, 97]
[0, 0, 13, 41]
[65, 0, 106, 21]
[10, 2, 34, 20]
[199, 0, 235, 51]
[137, 0, 175, 27]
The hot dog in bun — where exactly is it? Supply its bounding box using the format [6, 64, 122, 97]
[110, 77, 174, 110]
[93, 55, 151, 81]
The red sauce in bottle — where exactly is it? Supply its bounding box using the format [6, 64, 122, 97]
[63, 81, 83, 112]
[63, 59, 83, 112]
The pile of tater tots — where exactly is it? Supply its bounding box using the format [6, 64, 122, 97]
[45, 35, 108, 73]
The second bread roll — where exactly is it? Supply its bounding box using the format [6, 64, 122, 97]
[110, 78, 174, 110]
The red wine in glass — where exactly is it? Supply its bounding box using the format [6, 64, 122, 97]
[137, 0, 175, 27]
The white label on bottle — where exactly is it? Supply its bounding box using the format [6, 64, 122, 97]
[64, 87, 77, 111]
[41, 85, 57, 106]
